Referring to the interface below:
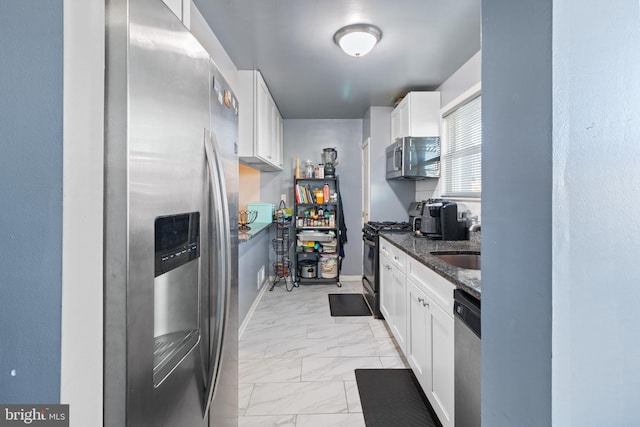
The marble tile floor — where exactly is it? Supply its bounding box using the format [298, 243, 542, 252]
[239, 280, 409, 427]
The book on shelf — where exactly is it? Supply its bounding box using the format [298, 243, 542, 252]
[295, 184, 303, 204]
[295, 184, 317, 204]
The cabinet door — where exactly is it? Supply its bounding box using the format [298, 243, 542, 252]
[391, 107, 401, 142]
[390, 245, 406, 271]
[399, 98, 410, 138]
[391, 268, 407, 352]
[379, 252, 393, 321]
[255, 76, 272, 161]
[269, 101, 278, 164]
[430, 300, 455, 427]
[390, 92, 441, 140]
[276, 113, 283, 168]
[406, 278, 431, 388]
[379, 238, 391, 258]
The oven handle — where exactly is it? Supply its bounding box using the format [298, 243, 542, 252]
[362, 275, 374, 292]
[363, 238, 376, 247]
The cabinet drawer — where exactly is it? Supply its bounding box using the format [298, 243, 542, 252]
[379, 237, 406, 269]
[390, 245, 407, 270]
[407, 257, 454, 315]
[379, 237, 392, 258]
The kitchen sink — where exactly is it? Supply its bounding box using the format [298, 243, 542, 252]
[431, 251, 481, 270]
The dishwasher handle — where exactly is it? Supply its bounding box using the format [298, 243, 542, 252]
[454, 289, 481, 339]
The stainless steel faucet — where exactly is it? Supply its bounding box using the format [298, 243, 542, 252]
[469, 222, 481, 232]
[467, 215, 481, 232]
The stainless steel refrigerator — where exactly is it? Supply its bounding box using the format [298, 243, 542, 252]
[104, 0, 238, 426]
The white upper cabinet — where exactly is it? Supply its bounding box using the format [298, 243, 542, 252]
[161, 0, 190, 28]
[238, 70, 284, 171]
[391, 91, 441, 142]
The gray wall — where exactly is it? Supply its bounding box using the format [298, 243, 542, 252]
[482, 0, 552, 425]
[0, 1, 63, 403]
[552, 1, 640, 424]
[259, 169, 286, 208]
[363, 107, 416, 222]
[283, 119, 363, 275]
[483, 0, 640, 424]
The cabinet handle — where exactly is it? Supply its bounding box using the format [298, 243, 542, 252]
[417, 297, 428, 307]
[394, 256, 399, 261]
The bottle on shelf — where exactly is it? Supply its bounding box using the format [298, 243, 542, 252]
[304, 160, 314, 178]
[323, 183, 330, 203]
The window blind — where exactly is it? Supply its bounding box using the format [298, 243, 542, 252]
[442, 95, 481, 198]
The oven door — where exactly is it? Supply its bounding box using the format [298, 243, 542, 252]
[362, 236, 379, 317]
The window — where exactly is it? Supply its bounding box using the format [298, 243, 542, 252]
[442, 95, 482, 198]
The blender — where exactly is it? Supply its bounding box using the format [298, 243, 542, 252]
[322, 148, 338, 177]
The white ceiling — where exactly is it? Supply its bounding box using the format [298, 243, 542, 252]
[194, 0, 481, 119]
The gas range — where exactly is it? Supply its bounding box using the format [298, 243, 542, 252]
[362, 220, 412, 319]
[363, 221, 412, 240]
[365, 221, 412, 231]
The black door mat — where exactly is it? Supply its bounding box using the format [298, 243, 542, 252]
[355, 369, 442, 427]
[328, 293, 372, 316]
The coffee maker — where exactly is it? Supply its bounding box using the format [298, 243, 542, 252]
[408, 201, 424, 231]
[419, 199, 467, 240]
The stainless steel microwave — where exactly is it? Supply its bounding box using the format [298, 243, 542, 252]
[385, 136, 440, 180]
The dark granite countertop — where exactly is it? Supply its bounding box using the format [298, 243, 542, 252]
[238, 222, 273, 243]
[379, 232, 481, 299]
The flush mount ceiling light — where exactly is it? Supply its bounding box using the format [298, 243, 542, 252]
[333, 24, 382, 57]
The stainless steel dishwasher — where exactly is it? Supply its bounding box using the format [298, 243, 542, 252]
[454, 289, 481, 427]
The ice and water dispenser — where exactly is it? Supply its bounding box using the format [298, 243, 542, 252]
[153, 212, 201, 385]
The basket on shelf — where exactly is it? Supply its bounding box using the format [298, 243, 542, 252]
[273, 261, 291, 278]
[320, 254, 338, 278]
[296, 231, 335, 242]
[272, 238, 290, 256]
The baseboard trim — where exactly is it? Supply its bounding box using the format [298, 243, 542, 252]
[238, 276, 271, 340]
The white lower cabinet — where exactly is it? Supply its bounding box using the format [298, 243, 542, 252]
[407, 279, 430, 380]
[379, 238, 407, 353]
[379, 251, 393, 321]
[380, 237, 455, 427]
[429, 295, 454, 427]
[407, 258, 455, 427]
[391, 265, 407, 351]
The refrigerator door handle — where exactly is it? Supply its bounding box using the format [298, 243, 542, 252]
[203, 129, 232, 417]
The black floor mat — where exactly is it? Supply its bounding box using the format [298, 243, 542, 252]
[328, 293, 372, 316]
[355, 369, 442, 427]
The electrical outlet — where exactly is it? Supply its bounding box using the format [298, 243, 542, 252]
[257, 266, 265, 289]
[280, 193, 286, 204]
